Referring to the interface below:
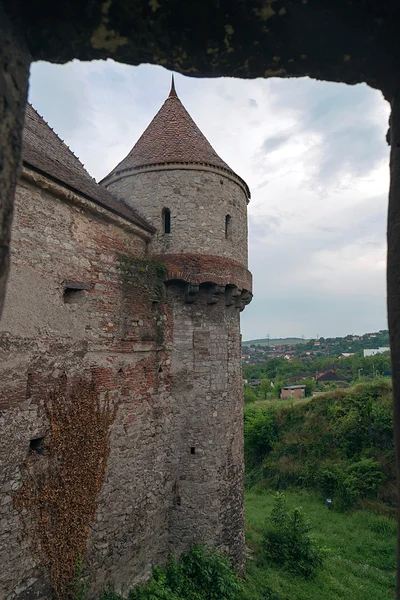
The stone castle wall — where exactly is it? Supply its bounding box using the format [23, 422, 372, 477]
[104, 167, 249, 266]
[0, 172, 174, 599]
[0, 169, 246, 598]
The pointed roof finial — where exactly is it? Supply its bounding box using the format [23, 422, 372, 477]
[169, 74, 177, 98]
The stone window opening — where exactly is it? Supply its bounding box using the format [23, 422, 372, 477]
[225, 214, 232, 239]
[30, 437, 45, 454]
[190, 447, 196, 455]
[163, 208, 171, 234]
[63, 280, 92, 304]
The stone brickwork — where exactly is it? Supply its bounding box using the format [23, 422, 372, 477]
[105, 167, 249, 266]
[0, 170, 174, 599]
[0, 85, 251, 598]
[167, 283, 245, 568]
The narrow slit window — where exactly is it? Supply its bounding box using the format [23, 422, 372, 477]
[190, 447, 196, 455]
[225, 214, 232, 239]
[163, 208, 171, 234]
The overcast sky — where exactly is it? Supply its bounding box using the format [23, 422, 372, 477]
[29, 60, 390, 341]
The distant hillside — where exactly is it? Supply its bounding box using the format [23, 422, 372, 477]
[242, 337, 309, 346]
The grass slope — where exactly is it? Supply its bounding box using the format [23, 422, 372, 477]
[244, 380, 396, 512]
[243, 490, 396, 600]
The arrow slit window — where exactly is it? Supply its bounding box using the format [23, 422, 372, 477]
[163, 208, 171, 234]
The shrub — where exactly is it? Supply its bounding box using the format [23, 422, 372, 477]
[261, 493, 324, 579]
[244, 412, 278, 466]
[100, 584, 124, 600]
[342, 458, 386, 503]
[317, 457, 386, 509]
[110, 545, 243, 600]
[244, 386, 258, 404]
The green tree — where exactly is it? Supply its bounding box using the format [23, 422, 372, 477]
[259, 378, 271, 399]
[244, 386, 258, 404]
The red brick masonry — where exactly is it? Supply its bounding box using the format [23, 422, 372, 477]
[157, 253, 252, 292]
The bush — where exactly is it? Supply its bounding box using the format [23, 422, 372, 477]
[100, 546, 242, 600]
[342, 458, 386, 503]
[261, 493, 324, 579]
[100, 585, 123, 600]
[244, 386, 258, 404]
[317, 457, 386, 509]
[244, 412, 278, 466]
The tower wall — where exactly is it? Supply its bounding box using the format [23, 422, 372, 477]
[167, 283, 245, 568]
[105, 167, 248, 265]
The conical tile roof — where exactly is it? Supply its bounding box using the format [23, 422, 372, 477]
[102, 78, 249, 197]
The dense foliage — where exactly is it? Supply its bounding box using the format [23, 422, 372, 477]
[244, 379, 395, 511]
[99, 546, 242, 600]
[243, 353, 391, 394]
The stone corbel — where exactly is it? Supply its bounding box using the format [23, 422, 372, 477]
[184, 283, 199, 303]
[225, 286, 241, 306]
[235, 290, 253, 311]
[207, 284, 225, 305]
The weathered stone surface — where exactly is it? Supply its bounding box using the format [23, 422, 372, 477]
[105, 167, 248, 266]
[387, 92, 400, 594]
[0, 6, 30, 318]
[3, 0, 400, 594]
[1, 141, 249, 596]
[0, 169, 172, 598]
[168, 283, 245, 569]
[2, 1, 400, 96]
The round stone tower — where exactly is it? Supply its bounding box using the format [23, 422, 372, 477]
[101, 77, 252, 569]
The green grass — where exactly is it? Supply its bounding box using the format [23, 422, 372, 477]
[243, 489, 396, 600]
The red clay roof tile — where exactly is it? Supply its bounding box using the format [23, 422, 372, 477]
[101, 80, 249, 197]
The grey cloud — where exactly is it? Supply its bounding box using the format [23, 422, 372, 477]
[29, 61, 92, 136]
[264, 78, 389, 185]
[316, 124, 388, 183]
[249, 213, 282, 240]
[262, 132, 291, 154]
[248, 98, 258, 108]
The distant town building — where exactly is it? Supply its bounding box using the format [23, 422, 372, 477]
[248, 379, 261, 387]
[315, 370, 346, 385]
[363, 347, 390, 357]
[337, 352, 354, 358]
[281, 385, 306, 399]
